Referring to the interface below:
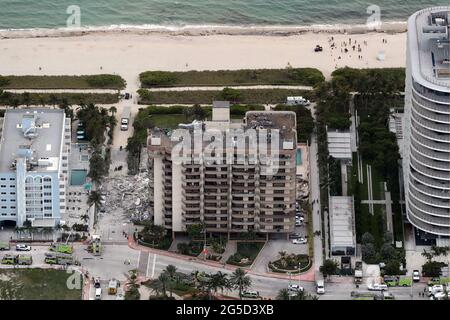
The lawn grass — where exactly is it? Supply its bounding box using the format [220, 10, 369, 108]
[139, 68, 325, 88]
[138, 89, 314, 105]
[0, 75, 126, 89]
[227, 242, 264, 266]
[0, 269, 82, 300]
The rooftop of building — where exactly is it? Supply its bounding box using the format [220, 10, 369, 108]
[0, 109, 65, 172]
[408, 6, 450, 92]
[329, 196, 356, 249]
[148, 103, 297, 153]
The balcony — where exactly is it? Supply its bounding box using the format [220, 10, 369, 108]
[410, 151, 450, 172]
[412, 101, 450, 124]
[411, 112, 450, 134]
[412, 91, 450, 115]
[412, 120, 450, 143]
[409, 171, 450, 190]
[410, 157, 450, 181]
[408, 187, 449, 208]
[409, 180, 450, 200]
[407, 210, 450, 236]
[408, 196, 449, 217]
[412, 82, 450, 105]
[411, 132, 450, 153]
[411, 139, 450, 162]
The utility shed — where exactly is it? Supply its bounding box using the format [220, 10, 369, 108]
[329, 196, 356, 256]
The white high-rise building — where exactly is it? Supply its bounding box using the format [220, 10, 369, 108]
[403, 7, 450, 236]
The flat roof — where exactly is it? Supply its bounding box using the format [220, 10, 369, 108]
[408, 7, 450, 92]
[327, 131, 352, 160]
[0, 109, 65, 172]
[329, 196, 356, 249]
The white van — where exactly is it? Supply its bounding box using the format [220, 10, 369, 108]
[95, 288, 102, 300]
[316, 280, 325, 294]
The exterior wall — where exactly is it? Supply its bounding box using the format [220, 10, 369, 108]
[153, 156, 164, 226]
[172, 161, 183, 232]
[0, 172, 18, 222]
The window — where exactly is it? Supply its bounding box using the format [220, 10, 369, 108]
[9, 185, 15, 188]
[0, 192, 5, 195]
[44, 206, 52, 210]
[1, 199, 5, 202]
[10, 192, 15, 195]
[0, 178, 5, 181]
[1, 185, 6, 188]
[10, 206, 15, 209]
[44, 177, 51, 182]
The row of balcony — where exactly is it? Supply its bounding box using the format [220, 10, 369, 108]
[410, 157, 450, 181]
[412, 90, 450, 115]
[407, 210, 450, 236]
[411, 139, 450, 162]
[409, 170, 450, 191]
[412, 100, 450, 124]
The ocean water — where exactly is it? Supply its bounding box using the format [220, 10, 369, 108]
[0, 0, 448, 30]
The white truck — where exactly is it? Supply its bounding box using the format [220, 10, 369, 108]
[120, 107, 131, 131]
[354, 261, 363, 285]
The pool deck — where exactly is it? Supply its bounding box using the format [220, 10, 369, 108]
[296, 143, 309, 179]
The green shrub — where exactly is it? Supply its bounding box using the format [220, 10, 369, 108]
[140, 71, 178, 86]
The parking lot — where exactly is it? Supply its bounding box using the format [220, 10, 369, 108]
[251, 204, 309, 273]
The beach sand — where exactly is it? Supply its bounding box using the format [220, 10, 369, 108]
[0, 31, 406, 92]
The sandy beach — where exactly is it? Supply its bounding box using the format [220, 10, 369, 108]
[0, 31, 407, 92]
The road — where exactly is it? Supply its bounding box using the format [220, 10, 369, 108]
[309, 133, 324, 277]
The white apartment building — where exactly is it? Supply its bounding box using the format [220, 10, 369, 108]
[0, 109, 71, 228]
[403, 7, 450, 236]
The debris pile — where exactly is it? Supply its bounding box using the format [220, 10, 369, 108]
[106, 173, 152, 223]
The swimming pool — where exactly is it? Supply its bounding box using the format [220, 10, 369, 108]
[296, 149, 302, 166]
[70, 169, 87, 186]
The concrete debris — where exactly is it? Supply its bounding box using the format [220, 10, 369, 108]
[104, 172, 151, 223]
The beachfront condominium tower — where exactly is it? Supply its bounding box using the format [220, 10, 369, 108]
[403, 7, 450, 237]
[0, 109, 71, 228]
[147, 102, 297, 239]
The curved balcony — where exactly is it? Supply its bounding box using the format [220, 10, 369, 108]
[408, 187, 449, 208]
[412, 120, 450, 143]
[408, 205, 450, 228]
[411, 139, 450, 162]
[412, 82, 450, 105]
[412, 91, 450, 115]
[411, 132, 450, 153]
[409, 171, 450, 190]
[411, 112, 450, 134]
[410, 157, 450, 181]
[407, 211, 450, 236]
[412, 101, 450, 124]
[408, 196, 450, 218]
[409, 180, 450, 200]
[410, 151, 450, 171]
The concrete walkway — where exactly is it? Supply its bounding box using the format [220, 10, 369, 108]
[219, 240, 237, 264]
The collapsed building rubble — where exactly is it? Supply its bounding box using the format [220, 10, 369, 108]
[105, 172, 151, 223]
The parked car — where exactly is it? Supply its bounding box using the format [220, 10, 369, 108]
[16, 244, 31, 251]
[241, 290, 260, 298]
[289, 233, 302, 239]
[367, 283, 388, 291]
[428, 285, 444, 297]
[412, 270, 421, 282]
[292, 238, 307, 244]
[94, 278, 101, 289]
[95, 288, 102, 300]
[296, 216, 304, 222]
[288, 284, 304, 292]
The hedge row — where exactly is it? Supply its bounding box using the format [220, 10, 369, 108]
[139, 68, 325, 88]
[0, 74, 126, 90]
[137, 88, 313, 105]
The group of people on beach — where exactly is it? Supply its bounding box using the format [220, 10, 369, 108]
[327, 36, 388, 69]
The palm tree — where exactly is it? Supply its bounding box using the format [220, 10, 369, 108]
[109, 106, 117, 117]
[87, 191, 102, 209]
[276, 288, 291, 300]
[209, 271, 228, 297]
[157, 272, 170, 297]
[230, 268, 251, 299]
[124, 269, 140, 300]
[80, 214, 89, 224]
[164, 265, 178, 279]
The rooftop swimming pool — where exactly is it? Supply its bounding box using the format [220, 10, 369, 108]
[296, 149, 302, 166]
[70, 169, 87, 186]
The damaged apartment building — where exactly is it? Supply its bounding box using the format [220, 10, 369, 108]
[147, 101, 297, 239]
